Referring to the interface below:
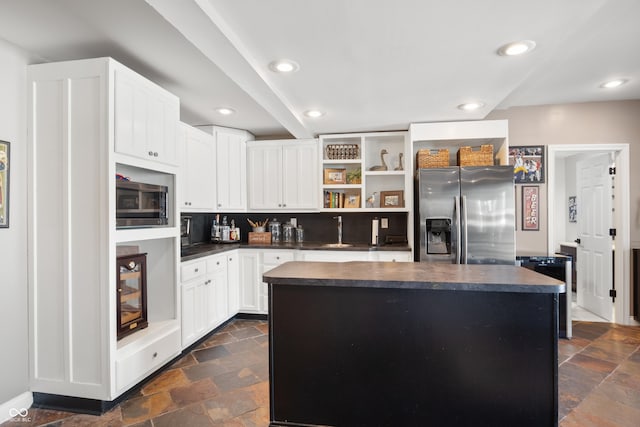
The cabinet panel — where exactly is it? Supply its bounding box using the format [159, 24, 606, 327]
[248, 139, 318, 210]
[215, 128, 248, 211]
[239, 251, 261, 313]
[181, 280, 206, 348]
[114, 67, 179, 166]
[282, 141, 318, 209]
[247, 144, 282, 209]
[227, 251, 240, 316]
[179, 123, 216, 211]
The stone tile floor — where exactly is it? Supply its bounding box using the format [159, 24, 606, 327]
[2, 319, 639, 426]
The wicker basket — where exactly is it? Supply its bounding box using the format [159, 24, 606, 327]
[457, 145, 494, 166]
[416, 149, 450, 168]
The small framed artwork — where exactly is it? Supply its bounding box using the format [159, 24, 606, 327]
[344, 191, 361, 208]
[522, 186, 539, 231]
[0, 140, 9, 228]
[568, 196, 577, 223]
[509, 145, 545, 184]
[380, 190, 404, 208]
[323, 168, 346, 185]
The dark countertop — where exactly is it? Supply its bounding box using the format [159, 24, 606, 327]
[180, 241, 411, 262]
[262, 261, 565, 293]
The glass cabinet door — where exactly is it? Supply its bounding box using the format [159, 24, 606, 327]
[117, 253, 148, 339]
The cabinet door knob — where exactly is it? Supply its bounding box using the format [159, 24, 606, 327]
[148, 151, 153, 156]
[152, 352, 158, 358]
[216, 261, 220, 265]
[194, 268, 199, 272]
[218, 203, 222, 207]
[153, 152, 159, 157]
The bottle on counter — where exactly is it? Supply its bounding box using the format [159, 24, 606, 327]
[269, 218, 281, 243]
[230, 219, 240, 241]
[222, 216, 231, 241]
[296, 224, 305, 243]
[211, 214, 221, 242]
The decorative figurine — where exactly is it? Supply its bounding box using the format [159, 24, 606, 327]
[369, 149, 388, 171]
[394, 152, 404, 171]
[366, 192, 377, 208]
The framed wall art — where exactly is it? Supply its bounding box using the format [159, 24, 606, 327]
[509, 145, 545, 184]
[0, 140, 9, 228]
[568, 196, 577, 223]
[522, 185, 539, 231]
[380, 190, 404, 208]
[323, 168, 346, 185]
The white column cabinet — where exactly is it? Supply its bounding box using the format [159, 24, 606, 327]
[28, 57, 181, 402]
[179, 122, 216, 211]
[247, 139, 318, 211]
[214, 126, 252, 211]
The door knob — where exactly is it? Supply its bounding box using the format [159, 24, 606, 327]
[575, 238, 581, 244]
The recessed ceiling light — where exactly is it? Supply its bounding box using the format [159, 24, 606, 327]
[497, 40, 536, 56]
[457, 102, 485, 111]
[304, 109, 324, 118]
[600, 79, 628, 89]
[216, 107, 235, 115]
[269, 59, 300, 73]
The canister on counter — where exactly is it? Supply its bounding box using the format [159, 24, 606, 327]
[296, 225, 305, 243]
[269, 218, 281, 243]
[283, 222, 294, 243]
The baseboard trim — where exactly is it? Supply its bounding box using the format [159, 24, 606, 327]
[0, 392, 33, 424]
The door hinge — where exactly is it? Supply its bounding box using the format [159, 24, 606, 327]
[609, 167, 616, 175]
[609, 289, 617, 301]
[609, 228, 616, 238]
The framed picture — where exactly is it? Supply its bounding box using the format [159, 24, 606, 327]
[509, 145, 545, 184]
[0, 140, 9, 228]
[568, 196, 577, 223]
[380, 190, 404, 208]
[522, 186, 539, 231]
[344, 191, 361, 208]
[323, 168, 346, 185]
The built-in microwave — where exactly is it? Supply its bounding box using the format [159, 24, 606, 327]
[116, 180, 168, 227]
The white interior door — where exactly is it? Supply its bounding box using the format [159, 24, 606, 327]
[576, 153, 613, 321]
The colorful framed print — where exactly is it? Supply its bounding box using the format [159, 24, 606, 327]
[509, 145, 545, 184]
[522, 185, 539, 231]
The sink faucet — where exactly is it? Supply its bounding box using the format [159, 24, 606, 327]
[333, 215, 343, 244]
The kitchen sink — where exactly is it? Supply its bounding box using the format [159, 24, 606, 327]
[321, 243, 354, 248]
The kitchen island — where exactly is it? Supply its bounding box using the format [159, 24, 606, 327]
[264, 261, 564, 427]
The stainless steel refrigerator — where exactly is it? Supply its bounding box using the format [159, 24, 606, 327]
[415, 166, 515, 264]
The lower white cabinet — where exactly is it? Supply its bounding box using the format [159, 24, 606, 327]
[260, 250, 295, 312]
[180, 252, 230, 349]
[371, 251, 413, 262]
[238, 250, 261, 314]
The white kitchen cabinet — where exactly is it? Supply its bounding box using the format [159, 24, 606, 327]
[28, 57, 180, 403]
[239, 250, 261, 313]
[114, 65, 179, 166]
[179, 122, 216, 211]
[247, 139, 318, 211]
[260, 250, 295, 312]
[195, 125, 254, 211]
[371, 251, 413, 262]
[180, 253, 228, 349]
[297, 250, 371, 262]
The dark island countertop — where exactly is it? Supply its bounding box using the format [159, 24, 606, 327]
[180, 241, 411, 262]
[263, 261, 565, 293]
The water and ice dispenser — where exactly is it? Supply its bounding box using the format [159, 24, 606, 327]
[426, 218, 452, 255]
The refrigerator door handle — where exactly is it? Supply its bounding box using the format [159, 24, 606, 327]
[454, 196, 461, 264]
[461, 195, 468, 264]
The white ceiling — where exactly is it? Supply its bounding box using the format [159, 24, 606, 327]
[1, 0, 639, 139]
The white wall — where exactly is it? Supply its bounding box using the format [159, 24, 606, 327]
[0, 38, 30, 410]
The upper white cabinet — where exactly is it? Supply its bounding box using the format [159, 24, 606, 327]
[28, 57, 180, 402]
[179, 123, 216, 211]
[195, 125, 254, 212]
[247, 139, 318, 211]
[114, 65, 179, 166]
[319, 131, 410, 212]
